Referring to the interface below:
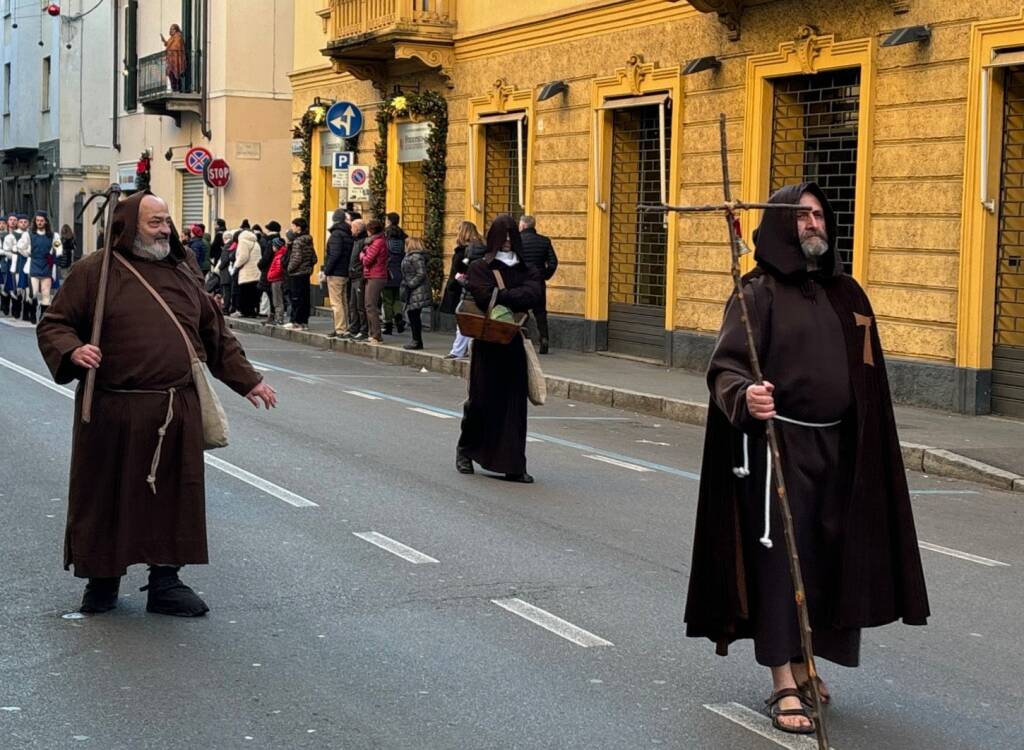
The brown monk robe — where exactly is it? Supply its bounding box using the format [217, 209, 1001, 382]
[684, 183, 929, 733]
[36, 192, 276, 616]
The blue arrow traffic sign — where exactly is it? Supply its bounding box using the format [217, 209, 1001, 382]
[326, 101, 364, 139]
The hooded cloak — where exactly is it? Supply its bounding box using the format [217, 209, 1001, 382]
[36, 191, 261, 577]
[457, 215, 543, 474]
[683, 183, 929, 660]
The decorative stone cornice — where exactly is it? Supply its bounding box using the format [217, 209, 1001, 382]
[687, 0, 910, 40]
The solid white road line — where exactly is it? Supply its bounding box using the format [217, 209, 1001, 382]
[289, 375, 316, 384]
[0, 356, 319, 510]
[352, 532, 439, 564]
[203, 455, 319, 508]
[918, 541, 1010, 567]
[490, 598, 614, 648]
[525, 436, 543, 443]
[0, 356, 76, 398]
[407, 406, 454, 419]
[0, 318, 35, 328]
[703, 703, 834, 750]
[583, 454, 654, 473]
[345, 390, 382, 400]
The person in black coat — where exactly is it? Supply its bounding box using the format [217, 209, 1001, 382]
[209, 218, 226, 267]
[258, 220, 282, 323]
[382, 212, 407, 335]
[518, 216, 558, 354]
[323, 209, 354, 337]
[456, 214, 543, 483]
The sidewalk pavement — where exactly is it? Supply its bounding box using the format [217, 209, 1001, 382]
[227, 311, 1024, 493]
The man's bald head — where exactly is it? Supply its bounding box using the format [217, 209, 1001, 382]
[134, 195, 173, 261]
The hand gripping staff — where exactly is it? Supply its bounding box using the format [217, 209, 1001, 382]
[639, 114, 829, 749]
[75, 183, 122, 424]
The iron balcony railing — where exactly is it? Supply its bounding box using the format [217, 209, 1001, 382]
[138, 50, 202, 101]
[324, 0, 455, 40]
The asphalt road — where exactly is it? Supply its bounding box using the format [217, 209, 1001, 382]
[1, 320, 1021, 750]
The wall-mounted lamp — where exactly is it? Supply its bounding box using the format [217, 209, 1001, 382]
[307, 96, 332, 125]
[538, 80, 569, 102]
[881, 25, 931, 47]
[164, 144, 192, 161]
[683, 56, 722, 75]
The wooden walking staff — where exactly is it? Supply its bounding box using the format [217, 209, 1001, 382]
[640, 113, 830, 749]
[75, 183, 122, 424]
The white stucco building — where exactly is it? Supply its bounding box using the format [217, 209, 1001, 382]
[0, 0, 113, 252]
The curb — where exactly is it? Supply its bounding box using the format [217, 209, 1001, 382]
[228, 319, 1023, 493]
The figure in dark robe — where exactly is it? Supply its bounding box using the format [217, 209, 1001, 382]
[684, 183, 929, 734]
[456, 214, 543, 483]
[37, 192, 277, 617]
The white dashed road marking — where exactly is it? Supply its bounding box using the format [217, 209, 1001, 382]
[345, 390, 382, 400]
[407, 406, 454, 419]
[918, 541, 1009, 567]
[353, 532, 439, 564]
[584, 454, 654, 473]
[704, 703, 834, 749]
[491, 598, 613, 648]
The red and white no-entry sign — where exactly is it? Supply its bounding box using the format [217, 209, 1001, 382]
[184, 146, 212, 176]
[204, 158, 231, 188]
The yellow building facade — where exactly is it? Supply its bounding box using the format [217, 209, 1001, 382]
[290, 0, 1024, 416]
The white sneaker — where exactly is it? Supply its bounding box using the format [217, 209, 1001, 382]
[229, 311, 243, 318]
[282, 322, 297, 329]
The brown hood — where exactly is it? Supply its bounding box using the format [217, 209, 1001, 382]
[109, 191, 187, 263]
[751, 182, 840, 281]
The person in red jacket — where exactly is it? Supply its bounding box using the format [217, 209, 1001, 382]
[360, 219, 388, 343]
[265, 236, 288, 326]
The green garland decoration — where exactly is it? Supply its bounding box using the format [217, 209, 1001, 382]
[371, 91, 449, 301]
[292, 107, 359, 225]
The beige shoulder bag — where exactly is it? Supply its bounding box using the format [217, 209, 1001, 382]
[114, 253, 229, 449]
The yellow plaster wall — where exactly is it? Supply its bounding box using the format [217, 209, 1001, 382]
[289, 0, 1024, 366]
[292, 0, 331, 74]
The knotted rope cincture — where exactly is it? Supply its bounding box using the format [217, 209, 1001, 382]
[734, 415, 841, 549]
[146, 388, 177, 495]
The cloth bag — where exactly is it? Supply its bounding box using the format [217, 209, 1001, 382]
[114, 253, 229, 449]
[522, 333, 546, 406]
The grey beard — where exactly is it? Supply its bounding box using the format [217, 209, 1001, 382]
[800, 236, 829, 258]
[133, 236, 171, 261]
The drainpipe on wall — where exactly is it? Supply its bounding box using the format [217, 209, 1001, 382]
[112, 0, 120, 152]
[201, 0, 211, 140]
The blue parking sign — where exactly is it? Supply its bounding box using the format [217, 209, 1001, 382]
[326, 101, 364, 139]
[333, 151, 354, 171]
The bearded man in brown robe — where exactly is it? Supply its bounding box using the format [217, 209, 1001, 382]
[37, 192, 277, 617]
[684, 183, 929, 734]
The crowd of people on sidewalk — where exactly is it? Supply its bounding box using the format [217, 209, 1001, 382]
[1, 210, 79, 324]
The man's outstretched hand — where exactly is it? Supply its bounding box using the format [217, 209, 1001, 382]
[71, 345, 102, 370]
[246, 382, 277, 409]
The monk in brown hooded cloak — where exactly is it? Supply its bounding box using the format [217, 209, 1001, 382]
[684, 183, 929, 733]
[36, 192, 276, 616]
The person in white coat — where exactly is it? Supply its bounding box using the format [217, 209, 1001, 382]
[4, 214, 31, 320]
[231, 228, 261, 318]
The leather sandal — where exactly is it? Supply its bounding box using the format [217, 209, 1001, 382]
[798, 676, 831, 706]
[765, 688, 815, 735]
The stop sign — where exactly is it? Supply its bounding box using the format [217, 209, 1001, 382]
[204, 158, 230, 188]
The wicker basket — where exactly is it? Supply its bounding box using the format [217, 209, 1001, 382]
[455, 290, 525, 345]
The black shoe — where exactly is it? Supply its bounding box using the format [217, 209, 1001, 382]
[80, 577, 121, 613]
[404, 341, 423, 350]
[352, 332, 367, 341]
[396, 318, 406, 334]
[141, 566, 209, 617]
[539, 340, 549, 355]
[456, 452, 474, 474]
[327, 331, 339, 338]
[505, 472, 534, 484]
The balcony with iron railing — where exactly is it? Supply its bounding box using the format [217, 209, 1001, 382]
[138, 50, 203, 120]
[317, 0, 456, 89]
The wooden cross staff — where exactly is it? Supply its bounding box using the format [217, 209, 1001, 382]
[640, 113, 829, 750]
[74, 183, 122, 424]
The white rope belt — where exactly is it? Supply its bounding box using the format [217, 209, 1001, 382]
[733, 415, 841, 549]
